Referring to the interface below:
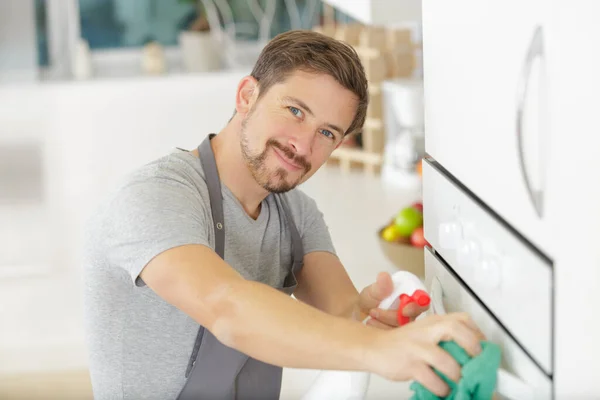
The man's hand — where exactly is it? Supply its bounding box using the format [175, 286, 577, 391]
[367, 312, 485, 397]
[357, 271, 430, 329]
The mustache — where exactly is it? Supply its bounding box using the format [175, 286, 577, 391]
[267, 139, 311, 172]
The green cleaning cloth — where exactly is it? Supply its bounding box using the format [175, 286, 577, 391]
[409, 341, 501, 400]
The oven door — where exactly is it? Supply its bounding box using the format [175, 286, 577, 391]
[424, 247, 552, 400]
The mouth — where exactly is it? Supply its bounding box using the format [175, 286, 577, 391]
[272, 147, 303, 172]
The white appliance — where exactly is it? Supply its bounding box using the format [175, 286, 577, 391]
[381, 79, 425, 172]
[420, 1, 600, 398]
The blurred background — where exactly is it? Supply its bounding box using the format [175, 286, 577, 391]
[1, 1, 425, 398]
[28, 0, 360, 80]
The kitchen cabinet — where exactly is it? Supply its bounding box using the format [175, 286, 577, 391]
[543, 1, 600, 397]
[422, 0, 551, 257]
[422, 0, 600, 398]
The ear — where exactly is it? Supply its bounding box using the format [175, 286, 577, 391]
[235, 76, 259, 116]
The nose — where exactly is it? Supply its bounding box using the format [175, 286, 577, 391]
[287, 129, 313, 157]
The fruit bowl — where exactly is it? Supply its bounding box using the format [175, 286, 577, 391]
[377, 226, 425, 279]
[376, 202, 428, 279]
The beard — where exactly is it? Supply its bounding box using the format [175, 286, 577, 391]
[240, 114, 312, 193]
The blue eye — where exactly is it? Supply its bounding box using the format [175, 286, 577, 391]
[320, 129, 334, 139]
[289, 106, 303, 118]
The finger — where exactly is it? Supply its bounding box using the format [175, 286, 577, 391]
[418, 342, 462, 383]
[412, 363, 451, 398]
[439, 316, 483, 357]
[371, 271, 394, 301]
[370, 302, 430, 326]
[365, 317, 394, 330]
[360, 272, 394, 310]
[369, 308, 398, 327]
[401, 302, 430, 318]
[454, 312, 487, 341]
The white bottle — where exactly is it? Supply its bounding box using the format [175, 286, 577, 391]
[72, 38, 93, 80]
[301, 271, 430, 400]
[142, 41, 167, 75]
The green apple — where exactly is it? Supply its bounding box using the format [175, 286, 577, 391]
[394, 207, 424, 237]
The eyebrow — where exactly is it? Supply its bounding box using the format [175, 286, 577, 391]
[283, 96, 345, 137]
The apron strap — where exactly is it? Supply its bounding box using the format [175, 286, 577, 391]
[179, 134, 304, 399]
[184, 134, 227, 379]
[198, 134, 226, 259]
[277, 194, 304, 276]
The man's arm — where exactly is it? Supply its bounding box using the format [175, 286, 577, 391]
[141, 244, 372, 371]
[287, 194, 419, 326]
[294, 251, 430, 327]
[293, 251, 364, 320]
[141, 243, 484, 397]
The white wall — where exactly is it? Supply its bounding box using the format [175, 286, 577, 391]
[0, 0, 38, 83]
[0, 70, 246, 372]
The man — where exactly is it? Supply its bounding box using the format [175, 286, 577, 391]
[83, 30, 483, 399]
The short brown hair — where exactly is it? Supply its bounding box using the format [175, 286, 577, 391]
[250, 30, 369, 136]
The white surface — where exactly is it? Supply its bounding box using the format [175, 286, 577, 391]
[382, 79, 424, 129]
[381, 79, 425, 175]
[422, 0, 600, 396]
[421, 0, 553, 257]
[0, 71, 246, 278]
[0, 0, 38, 83]
[544, 1, 600, 397]
[422, 161, 552, 374]
[322, 0, 422, 26]
[424, 248, 551, 399]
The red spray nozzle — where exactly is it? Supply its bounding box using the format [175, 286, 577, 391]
[397, 290, 431, 326]
[413, 290, 431, 307]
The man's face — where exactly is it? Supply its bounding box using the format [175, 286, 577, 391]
[239, 70, 358, 193]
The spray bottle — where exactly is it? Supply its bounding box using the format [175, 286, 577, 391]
[300, 271, 430, 400]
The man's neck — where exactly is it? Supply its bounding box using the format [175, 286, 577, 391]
[208, 126, 269, 220]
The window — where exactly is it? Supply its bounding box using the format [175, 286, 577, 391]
[78, 0, 194, 49]
[34, 0, 358, 78]
[35, 0, 50, 66]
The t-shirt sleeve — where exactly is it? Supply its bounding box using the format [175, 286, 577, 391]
[293, 193, 337, 257]
[100, 166, 211, 287]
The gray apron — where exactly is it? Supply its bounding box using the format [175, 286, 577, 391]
[176, 134, 304, 400]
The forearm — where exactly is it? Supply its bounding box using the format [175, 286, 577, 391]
[342, 298, 369, 322]
[142, 245, 378, 372]
[294, 252, 366, 321]
[211, 280, 377, 372]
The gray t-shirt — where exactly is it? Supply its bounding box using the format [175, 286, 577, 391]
[82, 149, 336, 400]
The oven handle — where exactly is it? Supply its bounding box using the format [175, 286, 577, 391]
[430, 277, 536, 400]
[516, 25, 545, 218]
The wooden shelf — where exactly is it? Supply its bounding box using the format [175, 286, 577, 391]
[314, 22, 420, 175]
[328, 147, 383, 174]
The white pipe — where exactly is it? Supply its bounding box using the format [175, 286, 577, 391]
[301, 0, 319, 29]
[284, 0, 302, 30]
[247, 0, 276, 44]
